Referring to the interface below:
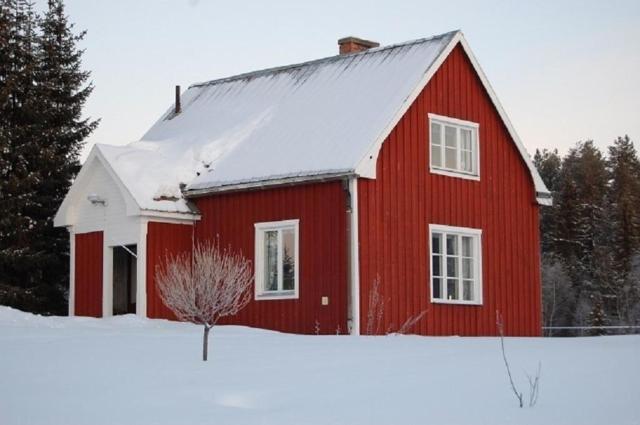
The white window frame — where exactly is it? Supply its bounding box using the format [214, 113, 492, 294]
[254, 219, 300, 300]
[429, 224, 483, 305]
[428, 113, 480, 181]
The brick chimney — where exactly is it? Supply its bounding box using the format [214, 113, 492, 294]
[338, 36, 380, 55]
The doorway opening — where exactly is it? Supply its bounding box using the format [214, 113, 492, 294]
[113, 245, 137, 315]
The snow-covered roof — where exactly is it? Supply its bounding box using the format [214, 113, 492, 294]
[82, 30, 550, 216]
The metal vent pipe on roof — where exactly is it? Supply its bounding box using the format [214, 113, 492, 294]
[175, 85, 181, 114]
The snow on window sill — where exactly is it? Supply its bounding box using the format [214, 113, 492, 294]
[431, 298, 482, 306]
[255, 290, 298, 301]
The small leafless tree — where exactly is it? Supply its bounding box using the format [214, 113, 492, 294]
[365, 277, 385, 335]
[496, 310, 542, 408]
[155, 242, 253, 361]
[397, 309, 428, 335]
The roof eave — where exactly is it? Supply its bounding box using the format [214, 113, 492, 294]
[184, 171, 356, 198]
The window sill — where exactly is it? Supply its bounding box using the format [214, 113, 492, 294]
[431, 299, 482, 306]
[255, 291, 298, 301]
[430, 167, 480, 181]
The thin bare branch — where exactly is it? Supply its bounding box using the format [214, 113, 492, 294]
[397, 309, 428, 335]
[496, 310, 524, 408]
[365, 276, 385, 335]
[526, 362, 542, 407]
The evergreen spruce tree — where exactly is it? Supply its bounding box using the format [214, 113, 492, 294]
[607, 135, 640, 324]
[31, 0, 97, 313]
[0, 0, 44, 310]
[554, 141, 613, 328]
[533, 148, 562, 253]
[0, 0, 97, 314]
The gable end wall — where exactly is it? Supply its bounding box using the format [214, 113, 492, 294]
[72, 159, 139, 246]
[357, 44, 542, 336]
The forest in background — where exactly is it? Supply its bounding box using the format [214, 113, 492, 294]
[535, 136, 640, 334]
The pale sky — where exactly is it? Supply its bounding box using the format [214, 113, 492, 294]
[35, 0, 640, 160]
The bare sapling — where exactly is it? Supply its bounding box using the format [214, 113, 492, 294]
[366, 277, 427, 335]
[155, 242, 253, 361]
[496, 310, 542, 408]
[365, 277, 385, 335]
[397, 309, 428, 335]
[526, 362, 542, 407]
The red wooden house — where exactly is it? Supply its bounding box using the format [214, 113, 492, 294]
[55, 31, 551, 336]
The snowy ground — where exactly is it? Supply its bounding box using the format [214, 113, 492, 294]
[1, 307, 638, 425]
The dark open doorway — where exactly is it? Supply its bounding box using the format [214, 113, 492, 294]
[113, 245, 137, 315]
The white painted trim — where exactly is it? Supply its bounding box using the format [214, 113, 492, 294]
[355, 33, 461, 179]
[348, 177, 361, 335]
[68, 228, 75, 316]
[254, 219, 300, 300]
[139, 210, 200, 222]
[428, 224, 483, 306]
[136, 218, 148, 317]
[430, 223, 483, 236]
[102, 242, 113, 317]
[354, 31, 551, 204]
[429, 114, 480, 181]
[430, 168, 480, 182]
[537, 196, 553, 207]
[428, 113, 479, 128]
[456, 35, 550, 203]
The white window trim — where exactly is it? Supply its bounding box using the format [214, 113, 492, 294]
[428, 113, 480, 181]
[429, 224, 483, 305]
[254, 219, 300, 300]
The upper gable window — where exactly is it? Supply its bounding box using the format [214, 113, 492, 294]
[429, 113, 479, 179]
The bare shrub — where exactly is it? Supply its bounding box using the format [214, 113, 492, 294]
[155, 242, 253, 361]
[365, 277, 427, 335]
[365, 277, 384, 335]
[496, 311, 542, 408]
[397, 309, 428, 335]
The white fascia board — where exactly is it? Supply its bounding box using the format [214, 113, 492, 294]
[455, 36, 551, 202]
[139, 210, 200, 222]
[354, 31, 463, 180]
[354, 31, 551, 205]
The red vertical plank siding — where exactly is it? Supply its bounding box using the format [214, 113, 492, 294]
[146, 222, 194, 319]
[74, 231, 103, 317]
[193, 181, 348, 335]
[358, 44, 542, 336]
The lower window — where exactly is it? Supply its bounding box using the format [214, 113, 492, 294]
[430, 224, 482, 304]
[254, 219, 299, 299]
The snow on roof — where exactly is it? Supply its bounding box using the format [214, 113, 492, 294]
[97, 143, 195, 214]
[94, 30, 549, 215]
